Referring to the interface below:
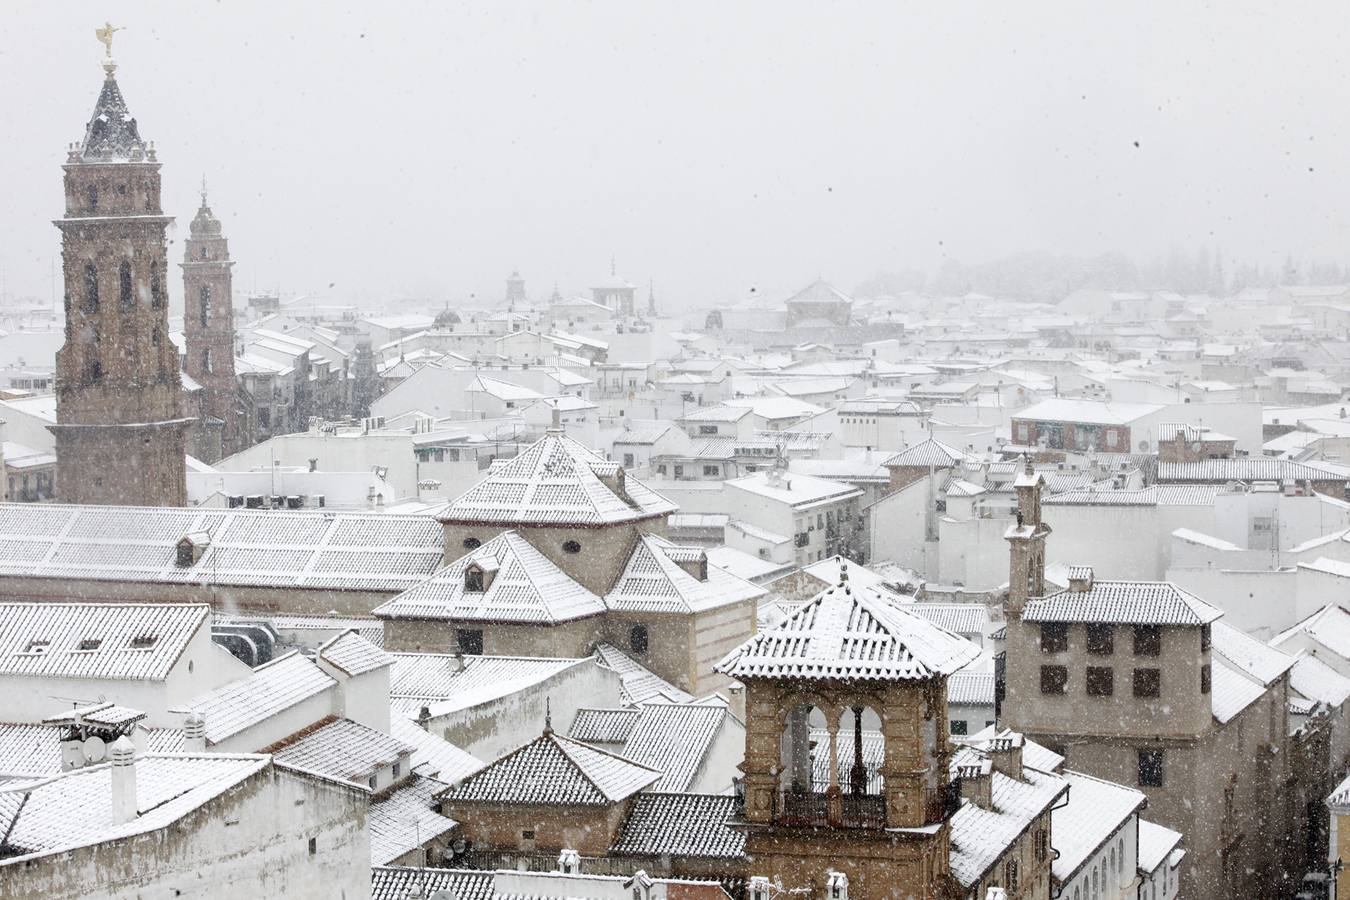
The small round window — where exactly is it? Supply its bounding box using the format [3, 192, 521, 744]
[562, 540, 581, 554]
[463, 537, 481, 550]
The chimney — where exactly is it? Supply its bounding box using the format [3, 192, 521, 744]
[557, 848, 581, 874]
[110, 735, 137, 825]
[1067, 566, 1094, 593]
[183, 712, 207, 753]
[958, 759, 992, 809]
[988, 733, 1024, 780]
[826, 870, 849, 900]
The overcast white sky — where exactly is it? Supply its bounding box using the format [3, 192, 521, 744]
[1, 2, 1348, 309]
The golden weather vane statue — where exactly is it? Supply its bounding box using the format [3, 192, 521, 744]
[94, 21, 123, 58]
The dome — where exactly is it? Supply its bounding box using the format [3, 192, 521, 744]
[434, 308, 461, 328]
[189, 201, 223, 237]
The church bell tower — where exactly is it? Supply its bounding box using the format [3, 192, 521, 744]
[181, 185, 241, 461]
[50, 28, 191, 506]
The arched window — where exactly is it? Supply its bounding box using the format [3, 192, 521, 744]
[562, 539, 581, 554]
[630, 624, 649, 654]
[119, 261, 133, 311]
[462, 537, 481, 550]
[203, 348, 213, 374]
[81, 263, 99, 314]
[85, 359, 102, 385]
[85, 184, 98, 212]
[199, 246, 208, 260]
[152, 328, 161, 347]
[199, 284, 211, 327]
[150, 263, 163, 309]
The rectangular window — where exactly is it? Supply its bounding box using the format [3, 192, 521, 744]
[456, 629, 484, 655]
[1086, 666, 1114, 696]
[1040, 665, 1068, 695]
[1086, 624, 1114, 655]
[1133, 667, 1161, 698]
[623, 453, 635, 467]
[698, 425, 718, 435]
[1133, 625, 1161, 656]
[1201, 662, 1212, 694]
[1138, 749, 1165, 787]
[1040, 623, 1068, 653]
[950, 720, 968, 736]
[703, 465, 719, 476]
[308, 837, 317, 855]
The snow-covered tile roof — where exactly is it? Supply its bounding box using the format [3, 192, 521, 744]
[0, 753, 271, 864]
[905, 603, 987, 636]
[0, 504, 444, 592]
[0, 723, 60, 778]
[438, 730, 660, 806]
[389, 714, 484, 784]
[1021, 581, 1222, 626]
[948, 671, 996, 706]
[388, 653, 588, 719]
[174, 652, 336, 745]
[881, 438, 968, 468]
[371, 867, 494, 900]
[715, 576, 980, 683]
[1211, 659, 1267, 724]
[725, 470, 863, 508]
[373, 532, 606, 624]
[606, 535, 765, 615]
[962, 727, 1064, 773]
[438, 434, 676, 526]
[1212, 622, 1295, 686]
[947, 752, 1069, 889]
[1272, 604, 1350, 660]
[609, 792, 744, 859]
[1014, 398, 1163, 425]
[1051, 770, 1146, 884]
[617, 701, 728, 793]
[593, 643, 694, 706]
[1290, 654, 1350, 707]
[317, 629, 393, 676]
[1136, 818, 1184, 873]
[368, 774, 458, 866]
[569, 707, 641, 744]
[271, 717, 411, 785]
[0, 602, 207, 681]
[1158, 458, 1349, 483]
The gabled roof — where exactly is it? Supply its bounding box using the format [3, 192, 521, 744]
[317, 629, 393, 677]
[271, 717, 412, 786]
[1211, 659, 1266, 723]
[173, 652, 335, 745]
[0, 753, 271, 865]
[881, 438, 968, 468]
[368, 774, 458, 865]
[617, 700, 729, 792]
[947, 749, 1069, 889]
[570, 707, 642, 744]
[389, 715, 484, 784]
[610, 793, 745, 859]
[437, 729, 660, 806]
[1137, 819, 1184, 874]
[388, 654, 587, 719]
[1272, 604, 1350, 660]
[715, 571, 981, 682]
[948, 670, 996, 705]
[438, 433, 676, 526]
[594, 643, 694, 706]
[372, 531, 606, 624]
[1021, 581, 1222, 626]
[1290, 654, 1350, 707]
[606, 534, 764, 614]
[371, 867, 493, 900]
[1051, 770, 1146, 884]
[1211, 622, 1295, 686]
[0, 602, 207, 682]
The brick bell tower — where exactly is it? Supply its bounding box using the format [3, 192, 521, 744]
[50, 30, 191, 506]
[181, 184, 241, 461]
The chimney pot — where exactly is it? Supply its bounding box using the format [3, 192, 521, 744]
[110, 735, 137, 825]
[183, 712, 207, 753]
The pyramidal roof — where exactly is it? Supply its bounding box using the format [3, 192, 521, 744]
[882, 438, 968, 468]
[437, 728, 660, 806]
[716, 564, 981, 681]
[370, 531, 606, 624]
[79, 71, 149, 163]
[785, 279, 853, 306]
[438, 433, 676, 526]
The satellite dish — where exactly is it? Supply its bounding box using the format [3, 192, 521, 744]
[82, 735, 107, 763]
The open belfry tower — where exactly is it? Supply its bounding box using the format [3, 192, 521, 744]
[716, 564, 980, 899]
